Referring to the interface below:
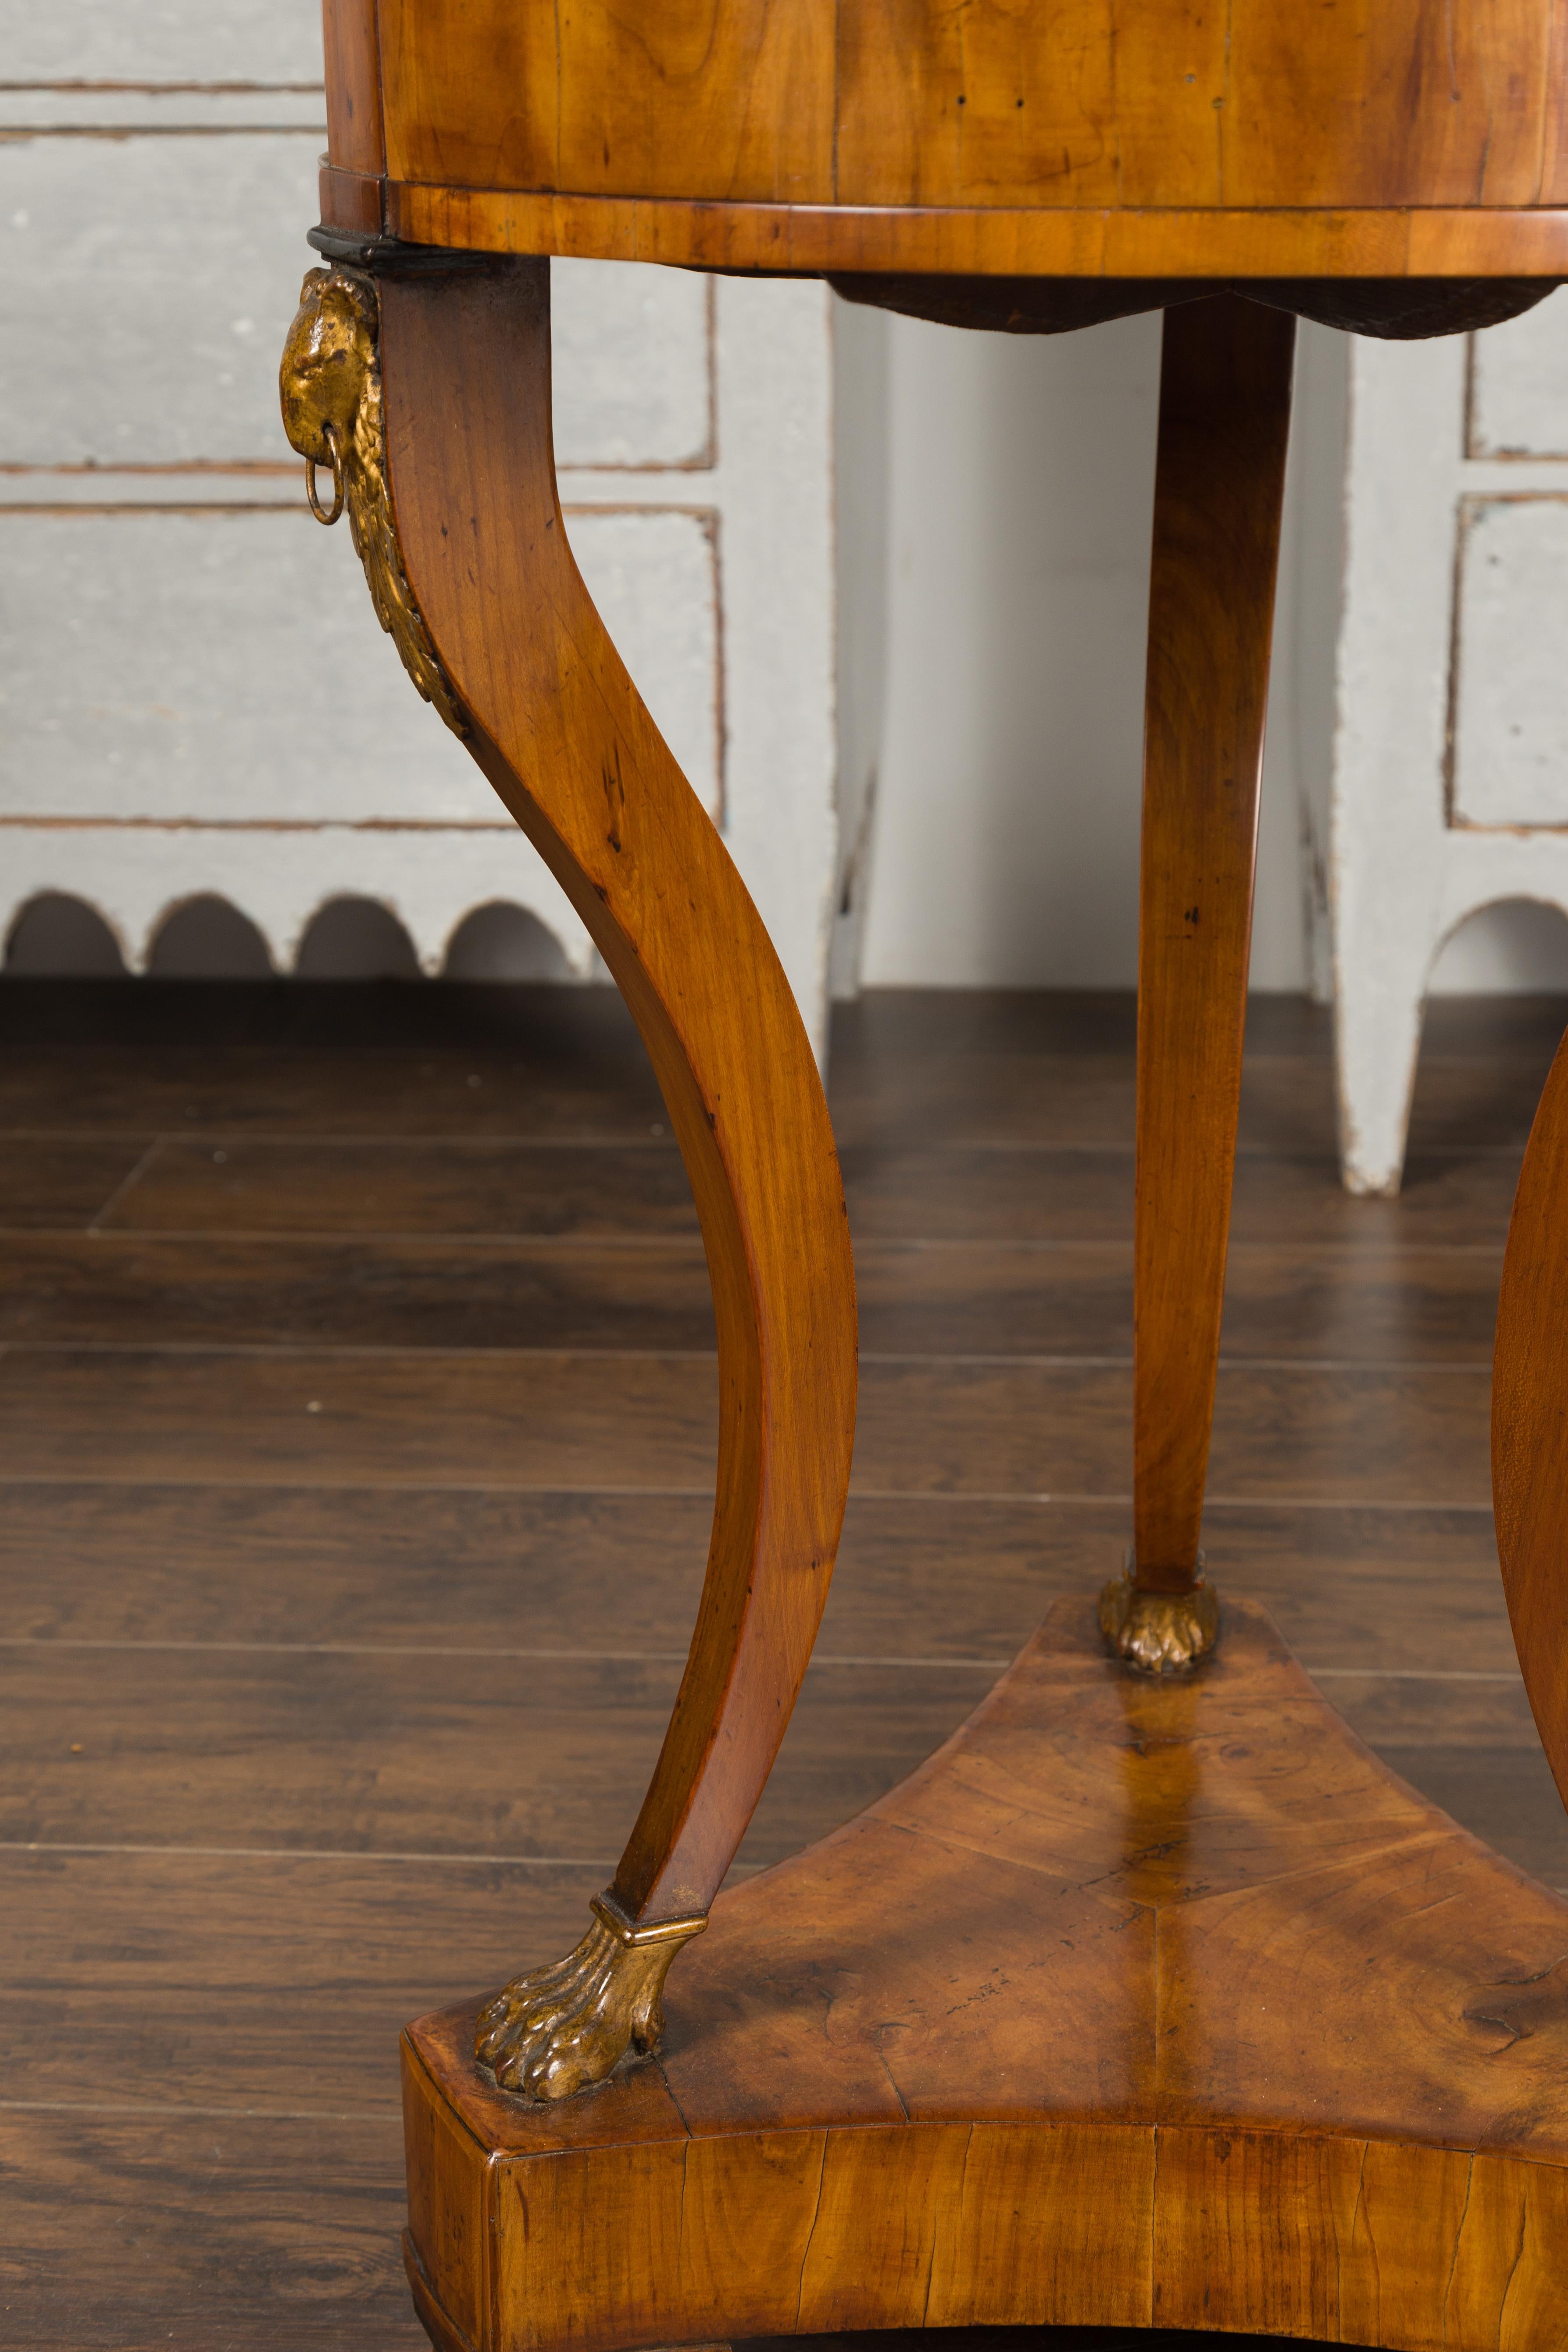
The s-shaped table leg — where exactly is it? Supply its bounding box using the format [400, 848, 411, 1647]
[280, 248, 857, 2097]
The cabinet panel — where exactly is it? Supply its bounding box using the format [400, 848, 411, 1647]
[0, 148, 712, 475]
[0, 508, 719, 826]
[1451, 495, 1568, 827]
[552, 263, 712, 470]
[0, 508, 492, 824]
[1468, 291, 1568, 458]
[0, 136, 320, 468]
[0, 0, 322, 83]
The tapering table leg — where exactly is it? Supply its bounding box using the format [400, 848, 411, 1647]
[1101, 295, 1295, 1672]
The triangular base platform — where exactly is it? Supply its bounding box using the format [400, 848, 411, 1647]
[402, 1599, 1568, 2352]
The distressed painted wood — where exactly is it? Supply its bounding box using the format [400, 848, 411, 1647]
[1453, 494, 1568, 825]
[404, 1598, 1568, 2352]
[0, 74, 841, 1037]
[1325, 300, 1568, 1194]
[1472, 288, 1568, 450]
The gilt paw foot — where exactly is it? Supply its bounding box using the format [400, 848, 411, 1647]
[1099, 1565, 1220, 1673]
[475, 1893, 706, 2101]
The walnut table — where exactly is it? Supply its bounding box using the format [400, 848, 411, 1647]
[279, 9, 1568, 2349]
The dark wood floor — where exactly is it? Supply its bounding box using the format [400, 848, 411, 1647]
[2, 976, 1564, 2349]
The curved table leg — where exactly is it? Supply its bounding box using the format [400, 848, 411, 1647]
[280, 250, 857, 2097]
[1102, 295, 1296, 1673]
[1493, 1018, 1568, 1813]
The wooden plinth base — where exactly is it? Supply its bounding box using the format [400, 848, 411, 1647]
[402, 1599, 1568, 2352]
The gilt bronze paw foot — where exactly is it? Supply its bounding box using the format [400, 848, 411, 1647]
[1098, 1562, 1220, 1673]
[476, 1893, 707, 2101]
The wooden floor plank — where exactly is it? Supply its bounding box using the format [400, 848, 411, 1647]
[100, 1134, 699, 1237]
[0, 1230, 1507, 1361]
[0, 1231, 719, 1353]
[0, 1349, 1495, 1502]
[0, 1346, 724, 1490]
[3, 1630, 1549, 1880]
[0, 1137, 157, 1230]
[842, 1143, 1522, 1246]
[0, 2111, 422, 2351]
[0, 1852, 599, 2112]
[835, 1047, 1559, 1159]
[0, 1484, 1512, 1671]
[0, 1647, 996, 1870]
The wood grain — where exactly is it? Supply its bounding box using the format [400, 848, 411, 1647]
[98, 1135, 699, 1235]
[1493, 1019, 1568, 1815]
[0, 982, 667, 1137]
[833, 1054, 1328, 1153]
[0, 1233, 717, 1352]
[0, 1135, 156, 1228]
[378, 0, 837, 202]
[0, 1851, 600, 2113]
[0, 1644, 994, 1871]
[0, 1347, 1497, 1503]
[361, 0, 1565, 272]
[0, 1481, 1514, 1669]
[0, 2111, 421, 2352]
[834, 0, 1122, 211]
[842, 1143, 1526, 1246]
[1133, 297, 1293, 1586]
[405, 1600, 1568, 2352]
[389, 185, 1568, 280]
[0, 1228, 1508, 1361]
[379, 256, 857, 1923]
[322, 0, 385, 179]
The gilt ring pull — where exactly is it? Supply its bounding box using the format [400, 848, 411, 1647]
[304, 421, 345, 525]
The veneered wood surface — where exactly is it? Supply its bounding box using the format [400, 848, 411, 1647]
[383, 186, 1568, 281]
[406, 1599, 1568, 2352]
[832, 0, 1556, 211]
[323, 0, 384, 179]
[1133, 299, 1291, 1585]
[377, 0, 835, 206]
[349, 0, 1566, 227]
[318, 0, 1568, 272]
[1493, 1017, 1568, 1813]
[378, 258, 857, 1925]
